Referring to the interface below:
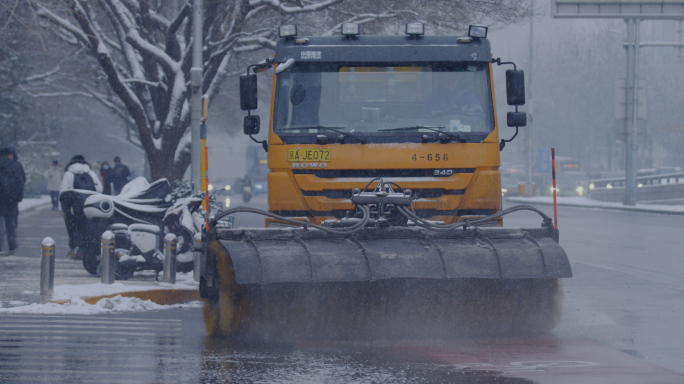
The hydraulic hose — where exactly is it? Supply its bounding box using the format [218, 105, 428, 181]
[211, 203, 552, 235]
[397, 205, 554, 231]
[211, 205, 371, 235]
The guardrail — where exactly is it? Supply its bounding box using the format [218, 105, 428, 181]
[589, 172, 684, 202]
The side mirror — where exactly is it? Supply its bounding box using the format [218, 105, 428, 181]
[507, 111, 527, 127]
[240, 74, 258, 111]
[505, 70, 525, 106]
[243, 115, 260, 135]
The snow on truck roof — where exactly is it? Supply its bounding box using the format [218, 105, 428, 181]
[274, 35, 492, 63]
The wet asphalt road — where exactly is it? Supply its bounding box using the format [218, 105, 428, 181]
[1, 197, 683, 383]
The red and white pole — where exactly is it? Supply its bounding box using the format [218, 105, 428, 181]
[551, 148, 558, 229]
[204, 147, 210, 231]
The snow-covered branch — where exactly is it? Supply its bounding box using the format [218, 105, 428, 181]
[35, 7, 88, 46]
[105, 0, 180, 74]
[235, 36, 277, 50]
[249, 0, 345, 14]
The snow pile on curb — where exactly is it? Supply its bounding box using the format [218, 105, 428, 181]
[49, 271, 198, 302]
[0, 295, 202, 315]
[1, 272, 200, 314]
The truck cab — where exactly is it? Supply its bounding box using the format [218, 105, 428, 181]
[241, 23, 525, 225]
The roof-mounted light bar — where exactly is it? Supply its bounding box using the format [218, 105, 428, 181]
[405, 23, 425, 36]
[279, 25, 298, 38]
[341, 23, 360, 37]
[468, 25, 488, 39]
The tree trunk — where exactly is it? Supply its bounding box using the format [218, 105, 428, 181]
[148, 150, 177, 183]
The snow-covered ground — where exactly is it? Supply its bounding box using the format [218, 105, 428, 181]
[0, 296, 202, 315]
[18, 195, 51, 211]
[1, 267, 202, 315]
[46, 270, 199, 301]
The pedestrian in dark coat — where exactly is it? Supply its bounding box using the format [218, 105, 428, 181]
[58, 155, 103, 259]
[109, 156, 131, 195]
[0, 147, 25, 253]
[7, 146, 25, 230]
[100, 161, 112, 195]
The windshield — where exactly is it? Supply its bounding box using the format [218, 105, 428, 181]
[273, 62, 494, 142]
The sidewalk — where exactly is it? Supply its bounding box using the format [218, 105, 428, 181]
[18, 195, 52, 212]
[0, 196, 201, 315]
[506, 195, 684, 215]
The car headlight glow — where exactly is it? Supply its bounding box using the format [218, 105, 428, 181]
[208, 184, 214, 191]
[589, 183, 595, 190]
[224, 185, 231, 191]
[576, 186, 584, 195]
[225, 197, 231, 207]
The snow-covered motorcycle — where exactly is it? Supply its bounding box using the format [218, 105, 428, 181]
[65, 178, 206, 279]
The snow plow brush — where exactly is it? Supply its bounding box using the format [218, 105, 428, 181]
[199, 182, 571, 340]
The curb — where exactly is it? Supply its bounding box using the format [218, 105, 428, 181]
[50, 288, 201, 306]
[506, 197, 684, 216]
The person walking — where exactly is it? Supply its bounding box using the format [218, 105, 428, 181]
[59, 155, 103, 193]
[45, 159, 64, 210]
[59, 155, 103, 259]
[0, 147, 25, 254]
[7, 147, 25, 229]
[100, 161, 112, 195]
[109, 156, 131, 195]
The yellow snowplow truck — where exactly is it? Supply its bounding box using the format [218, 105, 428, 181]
[200, 24, 572, 339]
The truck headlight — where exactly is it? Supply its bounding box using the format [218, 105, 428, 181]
[576, 186, 584, 195]
[224, 185, 231, 191]
[501, 188, 508, 195]
[225, 197, 231, 207]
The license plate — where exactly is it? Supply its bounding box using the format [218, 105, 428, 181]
[288, 148, 331, 162]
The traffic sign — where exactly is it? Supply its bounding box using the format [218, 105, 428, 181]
[539, 148, 551, 173]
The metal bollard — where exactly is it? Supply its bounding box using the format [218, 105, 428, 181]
[163, 233, 177, 284]
[100, 231, 115, 284]
[193, 232, 202, 282]
[40, 237, 55, 296]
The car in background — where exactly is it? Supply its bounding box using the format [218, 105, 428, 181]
[246, 145, 268, 196]
[551, 171, 590, 197]
[208, 182, 234, 208]
[500, 169, 525, 197]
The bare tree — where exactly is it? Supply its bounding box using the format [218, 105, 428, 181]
[31, 0, 532, 182]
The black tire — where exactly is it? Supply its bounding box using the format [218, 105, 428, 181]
[80, 245, 100, 276]
[177, 261, 194, 273]
[175, 227, 194, 254]
[115, 266, 135, 280]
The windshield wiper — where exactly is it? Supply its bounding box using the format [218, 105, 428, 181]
[278, 125, 367, 144]
[379, 126, 467, 143]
